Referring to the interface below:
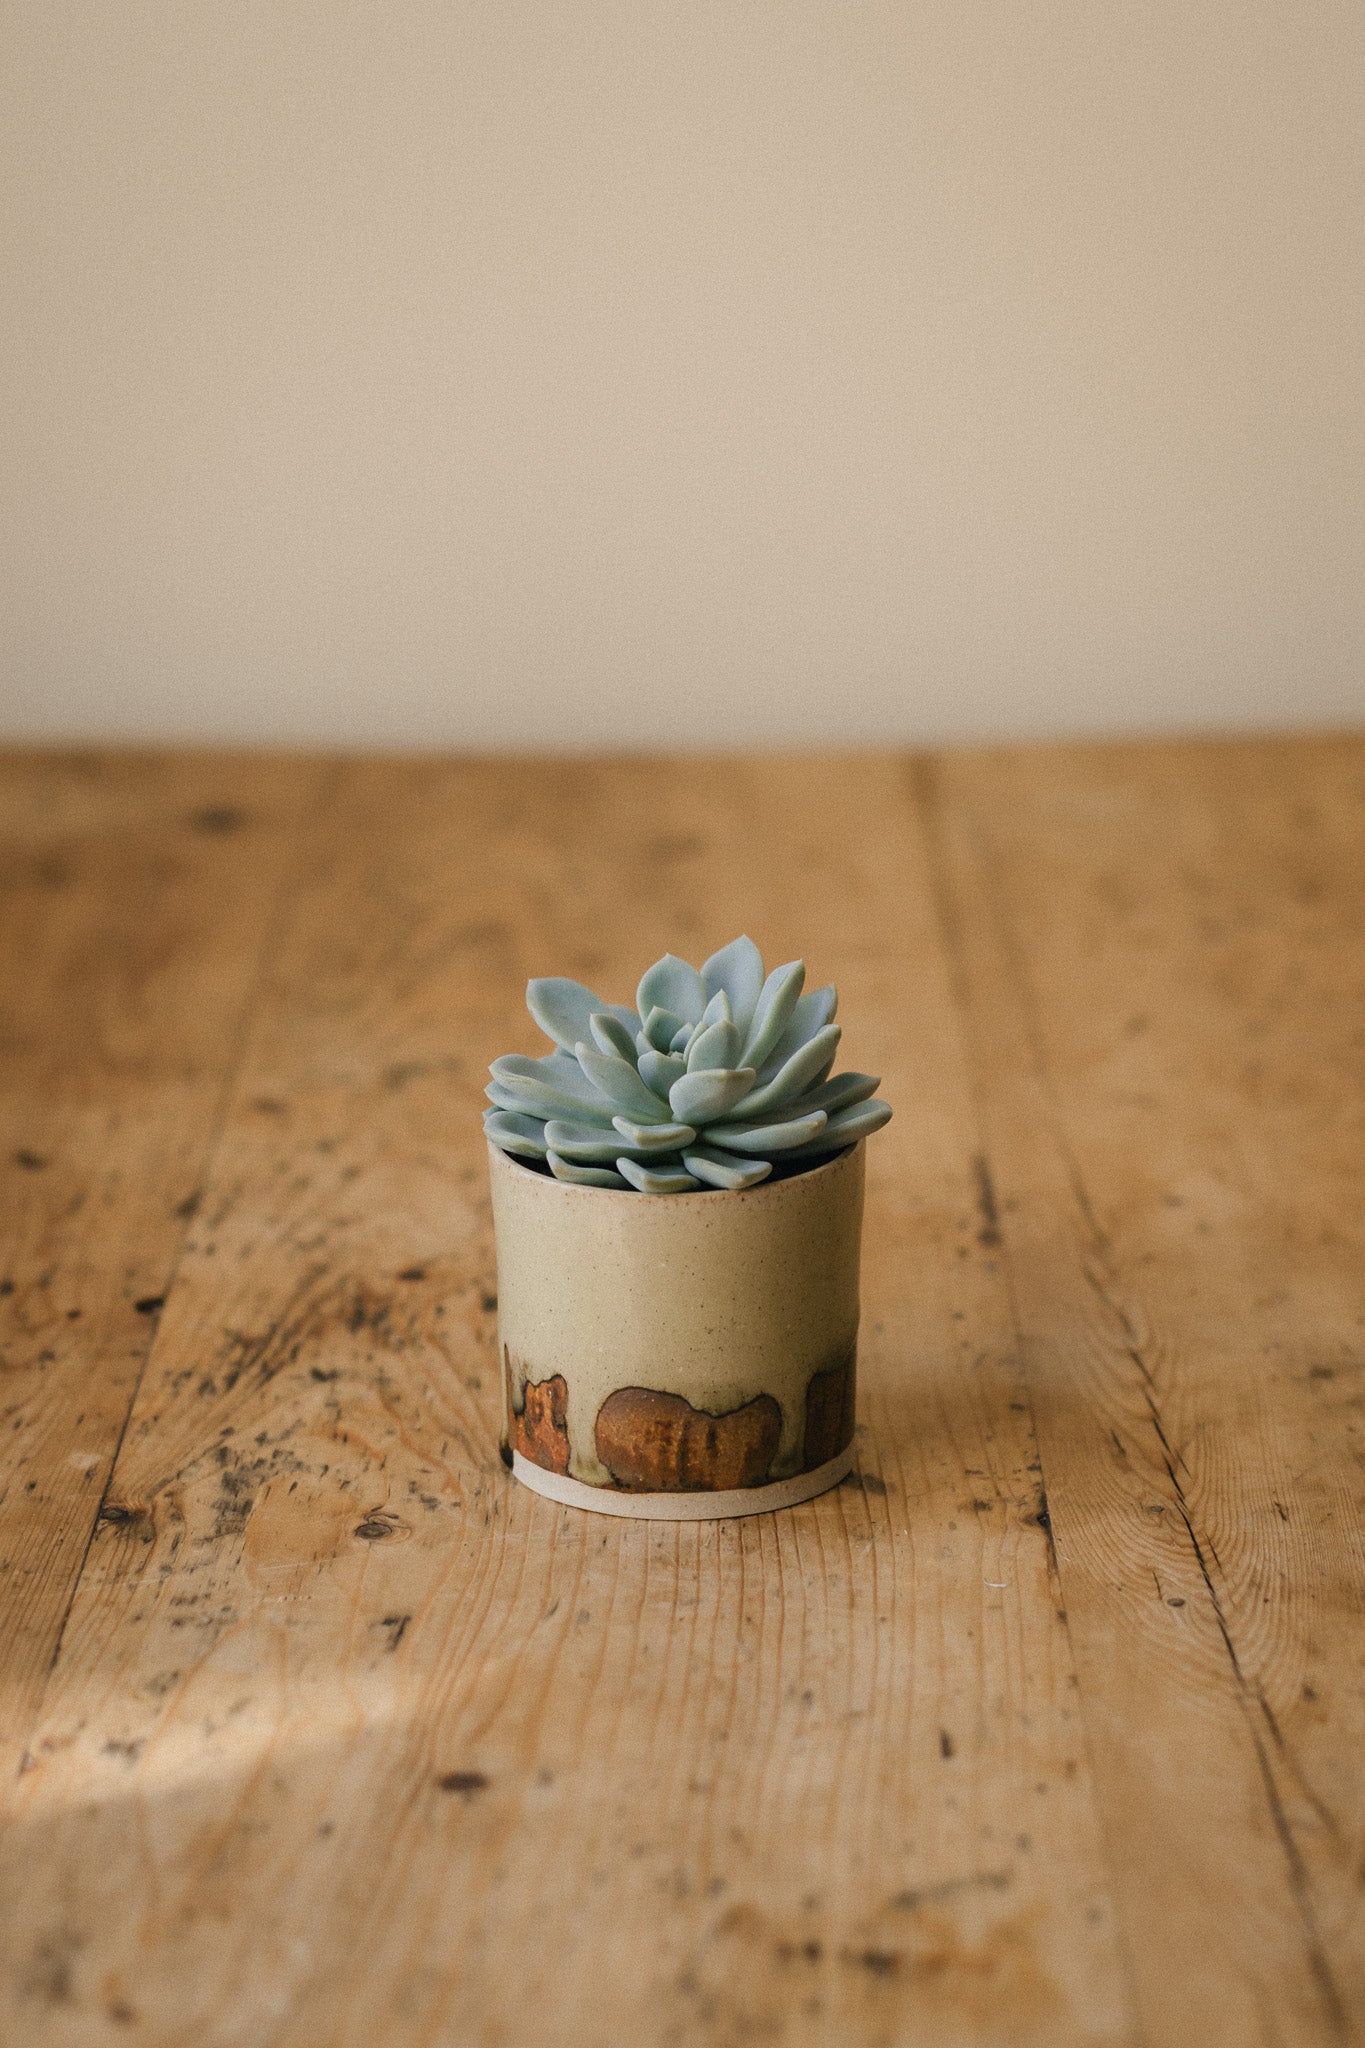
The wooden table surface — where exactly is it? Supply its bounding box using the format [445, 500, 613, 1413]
[1, 739, 1362, 2048]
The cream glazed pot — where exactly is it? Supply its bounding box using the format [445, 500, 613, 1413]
[488, 1137, 865, 1519]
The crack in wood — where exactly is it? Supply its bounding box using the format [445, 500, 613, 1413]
[909, 747, 1354, 2043]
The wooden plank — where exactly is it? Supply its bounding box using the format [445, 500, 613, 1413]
[0, 750, 327, 1781]
[0, 755, 1134, 2046]
[918, 737, 1365, 2047]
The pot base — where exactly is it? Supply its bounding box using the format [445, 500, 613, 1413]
[510, 1442, 856, 1520]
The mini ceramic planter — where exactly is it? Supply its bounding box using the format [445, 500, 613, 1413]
[489, 1137, 864, 1518]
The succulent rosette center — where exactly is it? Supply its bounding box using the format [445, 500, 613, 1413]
[485, 936, 892, 1192]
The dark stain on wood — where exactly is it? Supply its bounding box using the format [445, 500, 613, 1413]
[189, 806, 246, 835]
[354, 1515, 400, 1541]
[972, 1153, 1002, 1247]
[98, 1503, 145, 1531]
[437, 1770, 490, 1798]
[843, 1946, 901, 1978]
[595, 1387, 781, 1492]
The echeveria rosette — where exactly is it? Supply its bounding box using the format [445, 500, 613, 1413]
[484, 936, 892, 1193]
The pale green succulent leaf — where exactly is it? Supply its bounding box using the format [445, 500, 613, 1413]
[504, 939, 889, 1190]
[720, 1024, 841, 1122]
[545, 1119, 651, 1162]
[760, 985, 838, 1076]
[488, 1055, 618, 1123]
[698, 988, 733, 1031]
[526, 977, 612, 1053]
[483, 1109, 550, 1159]
[487, 1081, 614, 1125]
[669, 1067, 757, 1125]
[642, 1005, 687, 1053]
[776, 1099, 893, 1160]
[702, 936, 766, 1039]
[612, 1116, 698, 1151]
[704, 1107, 828, 1154]
[791, 1070, 882, 1117]
[548, 1151, 630, 1188]
[638, 1049, 686, 1097]
[637, 954, 708, 1028]
[589, 1011, 638, 1062]
[617, 1156, 702, 1195]
[686, 1018, 742, 1073]
[680, 1145, 773, 1190]
[574, 1043, 674, 1121]
[740, 959, 805, 1071]
[492, 1051, 594, 1090]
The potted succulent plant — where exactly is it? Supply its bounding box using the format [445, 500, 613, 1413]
[485, 936, 891, 1519]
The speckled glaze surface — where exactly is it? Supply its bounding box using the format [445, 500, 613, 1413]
[488, 1138, 864, 1515]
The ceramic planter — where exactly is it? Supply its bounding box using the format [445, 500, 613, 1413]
[488, 1137, 864, 1519]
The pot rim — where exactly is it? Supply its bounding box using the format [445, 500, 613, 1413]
[487, 1136, 864, 1205]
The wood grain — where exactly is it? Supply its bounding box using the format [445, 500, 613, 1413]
[919, 737, 1365, 2047]
[0, 750, 328, 1781]
[0, 754, 1130, 2047]
[0, 739, 1360, 2047]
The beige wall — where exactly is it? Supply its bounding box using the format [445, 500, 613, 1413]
[2, 2, 1361, 750]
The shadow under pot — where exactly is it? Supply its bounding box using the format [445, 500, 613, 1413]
[488, 1138, 864, 1519]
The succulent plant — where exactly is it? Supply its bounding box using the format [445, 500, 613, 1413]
[484, 936, 892, 1193]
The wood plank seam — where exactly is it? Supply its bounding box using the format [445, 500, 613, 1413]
[12, 759, 344, 1783]
[907, 749, 1154, 2045]
[909, 750, 1355, 2045]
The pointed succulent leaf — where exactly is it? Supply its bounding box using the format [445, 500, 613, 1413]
[760, 985, 838, 1075]
[638, 1049, 686, 1097]
[544, 1119, 651, 1163]
[548, 1151, 629, 1188]
[740, 959, 805, 1071]
[487, 1080, 615, 1124]
[669, 1067, 757, 1125]
[525, 977, 611, 1053]
[642, 1005, 687, 1054]
[589, 1011, 638, 1062]
[720, 1025, 841, 1122]
[702, 936, 766, 1039]
[686, 1018, 742, 1073]
[503, 939, 890, 1190]
[483, 1109, 550, 1159]
[775, 1099, 893, 1160]
[637, 954, 708, 1028]
[491, 1052, 580, 1089]
[488, 1055, 617, 1123]
[574, 1043, 674, 1121]
[790, 1070, 881, 1117]
[616, 1156, 701, 1195]
[703, 1107, 828, 1154]
[611, 1116, 698, 1151]
[698, 988, 733, 1030]
[680, 1145, 773, 1190]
